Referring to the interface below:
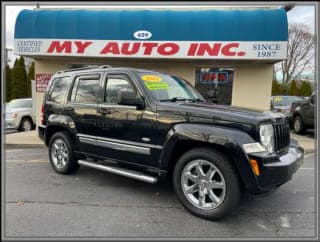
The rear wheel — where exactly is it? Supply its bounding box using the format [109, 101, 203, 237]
[173, 148, 242, 220]
[48, 131, 79, 174]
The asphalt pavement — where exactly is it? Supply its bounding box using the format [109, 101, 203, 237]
[3, 148, 316, 239]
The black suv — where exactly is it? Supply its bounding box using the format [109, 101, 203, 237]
[39, 65, 304, 220]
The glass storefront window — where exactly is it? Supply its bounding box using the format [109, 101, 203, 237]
[195, 67, 234, 105]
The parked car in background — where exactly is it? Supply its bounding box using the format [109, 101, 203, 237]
[271, 95, 305, 116]
[289, 92, 316, 134]
[5, 98, 36, 132]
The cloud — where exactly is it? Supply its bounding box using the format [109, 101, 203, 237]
[287, 6, 315, 33]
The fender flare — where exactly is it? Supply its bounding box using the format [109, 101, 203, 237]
[45, 114, 78, 145]
[159, 123, 258, 190]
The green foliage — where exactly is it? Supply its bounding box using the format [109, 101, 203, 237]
[5, 64, 12, 102]
[287, 80, 299, 96]
[272, 80, 284, 95]
[11, 56, 30, 99]
[299, 80, 312, 97]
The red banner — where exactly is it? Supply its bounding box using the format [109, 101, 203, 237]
[36, 74, 52, 92]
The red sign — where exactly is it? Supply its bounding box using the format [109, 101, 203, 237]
[36, 74, 52, 92]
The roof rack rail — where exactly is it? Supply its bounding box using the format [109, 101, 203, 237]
[56, 65, 112, 74]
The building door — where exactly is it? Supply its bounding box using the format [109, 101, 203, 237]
[195, 67, 234, 105]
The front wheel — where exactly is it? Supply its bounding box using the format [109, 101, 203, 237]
[19, 117, 33, 132]
[48, 131, 79, 174]
[173, 148, 242, 220]
[293, 115, 305, 134]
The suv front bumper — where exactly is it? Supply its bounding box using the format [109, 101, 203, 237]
[247, 143, 304, 194]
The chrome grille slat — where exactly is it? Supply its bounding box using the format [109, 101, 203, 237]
[273, 122, 290, 152]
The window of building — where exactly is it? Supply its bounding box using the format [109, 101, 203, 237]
[104, 76, 135, 103]
[195, 67, 234, 105]
[71, 75, 100, 104]
[47, 77, 71, 104]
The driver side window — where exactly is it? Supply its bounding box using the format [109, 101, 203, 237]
[104, 76, 135, 104]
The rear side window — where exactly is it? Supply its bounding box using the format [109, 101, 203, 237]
[47, 77, 71, 104]
[71, 75, 100, 104]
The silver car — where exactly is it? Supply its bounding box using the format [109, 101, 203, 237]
[5, 98, 36, 131]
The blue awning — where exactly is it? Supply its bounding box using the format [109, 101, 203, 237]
[15, 9, 288, 41]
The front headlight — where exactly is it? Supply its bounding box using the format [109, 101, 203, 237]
[259, 124, 274, 153]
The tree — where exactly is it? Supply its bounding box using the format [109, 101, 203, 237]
[11, 56, 28, 99]
[275, 23, 315, 86]
[299, 80, 312, 97]
[272, 80, 284, 95]
[287, 80, 299, 96]
[5, 64, 12, 102]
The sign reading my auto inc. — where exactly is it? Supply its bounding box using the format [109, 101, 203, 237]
[14, 39, 287, 60]
[36, 74, 52, 92]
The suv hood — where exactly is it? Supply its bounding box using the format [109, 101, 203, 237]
[156, 101, 286, 125]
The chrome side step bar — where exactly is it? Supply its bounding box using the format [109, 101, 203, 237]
[78, 160, 158, 184]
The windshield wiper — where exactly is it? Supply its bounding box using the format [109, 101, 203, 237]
[160, 97, 188, 102]
[160, 97, 205, 103]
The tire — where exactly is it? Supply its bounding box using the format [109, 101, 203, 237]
[173, 148, 242, 220]
[48, 131, 79, 174]
[293, 115, 305, 134]
[18, 117, 33, 132]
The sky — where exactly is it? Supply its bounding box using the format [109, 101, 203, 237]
[4, 3, 316, 67]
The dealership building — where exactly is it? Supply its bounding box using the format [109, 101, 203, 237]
[14, 7, 288, 125]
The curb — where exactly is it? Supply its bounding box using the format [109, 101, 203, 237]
[304, 149, 315, 154]
[5, 144, 46, 149]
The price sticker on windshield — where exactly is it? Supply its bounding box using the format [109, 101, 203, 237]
[145, 81, 169, 90]
[141, 75, 162, 82]
[274, 96, 283, 102]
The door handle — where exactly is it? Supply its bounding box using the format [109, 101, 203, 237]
[98, 107, 112, 114]
[63, 106, 74, 111]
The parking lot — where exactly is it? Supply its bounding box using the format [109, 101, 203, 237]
[3, 139, 316, 238]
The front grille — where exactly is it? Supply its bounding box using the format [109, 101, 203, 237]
[273, 122, 290, 152]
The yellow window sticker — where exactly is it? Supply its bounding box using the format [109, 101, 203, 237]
[145, 81, 169, 90]
[274, 96, 282, 102]
[141, 75, 162, 82]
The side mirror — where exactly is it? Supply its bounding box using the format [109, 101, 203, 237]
[117, 90, 144, 108]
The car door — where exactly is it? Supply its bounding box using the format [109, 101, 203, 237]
[94, 71, 159, 167]
[65, 73, 101, 154]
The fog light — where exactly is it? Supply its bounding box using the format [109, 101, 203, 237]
[250, 159, 260, 176]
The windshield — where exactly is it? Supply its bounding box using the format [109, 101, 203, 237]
[138, 72, 204, 102]
[7, 99, 32, 109]
[273, 96, 304, 106]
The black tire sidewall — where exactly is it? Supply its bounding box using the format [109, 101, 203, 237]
[293, 116, 304, 134]
[19, 118, 32, 132]
[173, 148, 241, 220]
[48, 132, 78, 174]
